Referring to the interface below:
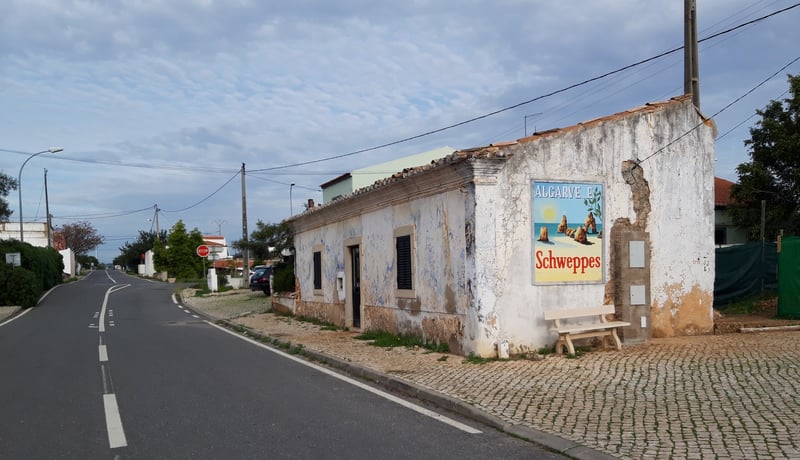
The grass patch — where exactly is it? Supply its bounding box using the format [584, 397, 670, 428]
[719, 294, 777, 315]
[437, 355, 449, 362]
[565, 345, 592, 359]
[271, 310, 341, 331]
[537, 346, 555, 355]
[354, 330, 449, 353]
[462, 352, 494, 364]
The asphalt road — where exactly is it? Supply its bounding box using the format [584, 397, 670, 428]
[0, 270, 565, 459]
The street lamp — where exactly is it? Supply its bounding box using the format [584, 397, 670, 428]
[18, 147, 62, 242]
[290, 183, 295, 216]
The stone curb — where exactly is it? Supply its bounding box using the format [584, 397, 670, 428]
[0, 306, 22, 325]
[217, 319, 617, 460]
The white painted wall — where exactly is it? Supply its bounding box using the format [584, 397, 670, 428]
[293, 97, 716, 356]
[475, 98, 715, 352]
[59, 248, 75, 276]
[0, 222, 50, 247]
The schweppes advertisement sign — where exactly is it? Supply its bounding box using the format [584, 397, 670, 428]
[532, 181, 604, 284]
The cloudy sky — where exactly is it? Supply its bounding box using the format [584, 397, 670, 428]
[1, 0, 798, 263]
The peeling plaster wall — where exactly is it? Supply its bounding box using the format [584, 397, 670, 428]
[293, 98, 715, 357]
[294, 189, 470, 351]
[483, 98, 715, 353]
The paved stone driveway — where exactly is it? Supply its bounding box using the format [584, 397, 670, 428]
[185, 291, 800, 459]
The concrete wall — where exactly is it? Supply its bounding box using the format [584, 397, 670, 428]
[0, 222, 50, 248]
[59, 248, 76, 276]
[295, 180, 473, 353]
[476, 97, 715, 354]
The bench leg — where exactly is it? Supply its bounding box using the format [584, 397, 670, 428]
[554, 335, 575, 355]
[554, 338, 564, 355]
[610, 328, 623, 351]
[564, 335, 576, 355]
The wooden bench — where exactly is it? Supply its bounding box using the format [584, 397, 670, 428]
[544, 306, 630, 355]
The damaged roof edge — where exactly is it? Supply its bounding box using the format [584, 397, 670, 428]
[289, 95, 701, 222]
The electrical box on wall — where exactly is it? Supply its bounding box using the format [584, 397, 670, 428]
[630, 284, 646, 305]
[629, 240, 645, 268]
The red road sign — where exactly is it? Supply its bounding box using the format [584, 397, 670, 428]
[196, 245, 210, 257]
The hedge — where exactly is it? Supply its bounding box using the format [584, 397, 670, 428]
[0, 240, 64, 308]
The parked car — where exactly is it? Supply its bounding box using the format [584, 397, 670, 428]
[248, 265, 267, 282]
[249, 266, 272, 296]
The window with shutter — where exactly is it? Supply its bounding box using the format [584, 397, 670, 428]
[396, 234, 412, 290]
[313, 251, 322, 290]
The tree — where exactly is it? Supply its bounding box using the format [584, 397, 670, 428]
[235, 220, 293, 263]
[114, 230, 167, 270]
[77, 254, 100, 269]
[58, 221, 105, 255]
[0, 172, 18, 221]
[730, 74, 800, 240]
[153, 220, 205, 279]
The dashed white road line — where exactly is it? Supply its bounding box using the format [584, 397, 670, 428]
[103, 394, 128, 449]
[99, 345, 108, 362]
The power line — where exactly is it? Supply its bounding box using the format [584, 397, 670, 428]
[249, 3, 800, 173]
[54, 205, 156, 220]
[246, 173, 321, 191]
[639, 55, 800, 165]
[716, 88, 790, 141]
[0, 148, 239, 175]
[161, 170, 240, 213]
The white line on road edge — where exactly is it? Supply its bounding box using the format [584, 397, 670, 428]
[103, 394, 128, 449]
[207, 321, 482, 434]
[105, 270, 116, 284]
[99, 345, 108, 362]
[0, 308, 31, 328]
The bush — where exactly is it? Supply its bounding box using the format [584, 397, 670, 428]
[4, 267, 41, 308]
[272, 262, 295, 293]
[1, 240, 64, 307]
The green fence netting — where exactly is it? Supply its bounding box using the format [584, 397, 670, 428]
[714, 242, 778, 308]
[778, 236, 800, 319]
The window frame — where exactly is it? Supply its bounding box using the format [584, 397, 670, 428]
[394, 226, 415, 298]
[312, 244, 324, 295]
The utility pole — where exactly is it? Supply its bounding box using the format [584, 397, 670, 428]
[153, 204, 161, 240]
[684, 0, 700, 108]
[44, 169, 52, 248]
[241, 163, 249, 279]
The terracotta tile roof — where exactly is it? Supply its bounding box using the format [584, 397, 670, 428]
[715, 177, 735, 207]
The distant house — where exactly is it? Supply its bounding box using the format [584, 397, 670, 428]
[202, 235, 231, 260]
[288, 96, 716, 357]
[321, 146, 455, 203]
[714, 177, 748, 246]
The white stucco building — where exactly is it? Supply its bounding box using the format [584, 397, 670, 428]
[0, 222, 52, 248]
[288, 96, 716, 357]
[320, 146, 455, 203]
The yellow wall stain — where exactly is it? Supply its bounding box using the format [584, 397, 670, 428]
[650, 283, 713, 338]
